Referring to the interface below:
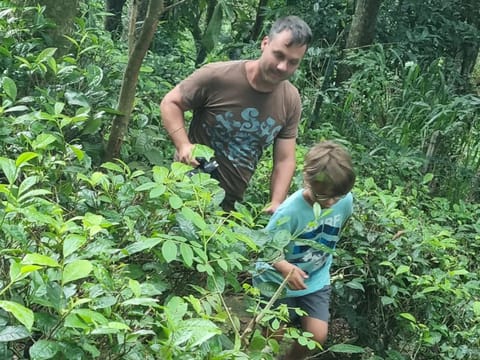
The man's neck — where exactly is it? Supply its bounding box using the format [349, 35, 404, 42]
[245, 60, 276, 93]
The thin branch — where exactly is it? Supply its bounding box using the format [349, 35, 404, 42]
[164, 0, 187, 12]
[240, 268, 294, 344]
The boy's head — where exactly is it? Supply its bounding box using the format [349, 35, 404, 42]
[303, 141, 356, 204]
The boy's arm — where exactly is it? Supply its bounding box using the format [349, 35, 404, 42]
[273, 260, 309, 290]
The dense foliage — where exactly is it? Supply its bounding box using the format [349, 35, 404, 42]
[0, 1, 479, 359]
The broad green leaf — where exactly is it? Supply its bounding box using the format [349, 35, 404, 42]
[91, 322, 130, 335]
[135, 182, 156, 192]
[168, 194, 183, 209]
[381, 296, 395, 306]
[179, 243, 194, 267]
[69, 144, 85, 161]
[54, 102, 64, 115]
[0, 301, 34, 331]
[0, 157, 17, 184]
[345, 279, 365, 292]
[181, 207, 207, 230]
[395, 265, 410, 275]
[124, 237, 162, 255]
[162, 240, 177, 263]
[399, 312, 416, 323]
[150, 184, 166, 198]
[0, 325, 30, 342]
[129, 279, 141, 298]
[201, 3, 223, 52]
[4, 105, 28, 113]
[15, 152, 38, 168]
[176, 318, 221, 348]
[165, 296, 188, 321]
[329, 344, 365, 353]
[29, 339, 61, 359]
[35, 47, 57, 63]
[62, 260, 93, 284]
[63, 234, 87, 258]
[2, 76, 17, 100]
[22, 253, 59, 267]
[192, 144, 215, 161]
[65, 90, 90, 108]
[101, 162, 124, 173]
[473, 301, 480, 316]
[121, 298, 159, 307]
[72, 309, 108, 324]
[31, 133, 57, 150]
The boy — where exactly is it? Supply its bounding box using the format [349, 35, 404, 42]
[253, 140, 356, 359]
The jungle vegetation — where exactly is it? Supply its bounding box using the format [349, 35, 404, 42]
[0, 0, 479, 359]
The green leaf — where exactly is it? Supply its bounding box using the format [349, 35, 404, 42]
[149, 184, 166, 198]
[124, 237, 162, 255]
[0, 157, 17, 184]
[192, 144, 216, 161]
[121, 298, 159, 307]
[35, 47, 57, 63]
[345, 279, 365, 292]
[129, 279, 141, 298]
[0, 301, 34, 331]
[169, 194, 183, 209]
[399, 312, 416, 323]
[62, 260, 93, 285]
[395, 265, 410, 275]
[10, 263, 42, 282]
[181, 207, 207, 230]
[329, 344, 365, 353]
[381, 296, 395, 306]
[473, 301, 480, 316]
[16, 152, 38, 168]
[31, 133, 57, 150]
[201, 3, 223, 52]
[180, 243, 194, 267]
[65, 90, 90, 108]
[162, 240, 177, 263]
[22, 253, 59, 268]
[0, 325, 30, 342]
[2, 77, 17, 101]
[63, 234, 87, 258]
[29, 339, 61, 359]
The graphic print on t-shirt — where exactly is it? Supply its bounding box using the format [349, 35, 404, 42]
[204, 107, 282, 171]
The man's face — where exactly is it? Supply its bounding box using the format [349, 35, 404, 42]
[259, 30, 307, 86]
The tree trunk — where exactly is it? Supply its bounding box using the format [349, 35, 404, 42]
[13, 0, 79, 55]
[104, 0, 164, 162]
[336, 0, 382, 84]
[250, 0, 269, 42]
[105, 0, 127, 39]
[345, 0, 382, 49]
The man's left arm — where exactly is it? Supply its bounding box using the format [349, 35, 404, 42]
[265, 137, 296, 214]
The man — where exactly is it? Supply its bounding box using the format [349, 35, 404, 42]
[160, 16, 312, 211]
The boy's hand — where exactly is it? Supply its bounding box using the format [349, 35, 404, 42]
[274, 260, 308, 290]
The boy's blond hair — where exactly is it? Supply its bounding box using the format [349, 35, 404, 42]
[303, 140, 355, 196]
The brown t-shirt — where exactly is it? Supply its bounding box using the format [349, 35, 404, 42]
[179, 60, 302, 205]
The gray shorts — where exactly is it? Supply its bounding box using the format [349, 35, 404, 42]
[275, 285, 332, 323]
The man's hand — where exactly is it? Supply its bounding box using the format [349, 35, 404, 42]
[274, 260, 308, 290]
[174, 143, 199, 166]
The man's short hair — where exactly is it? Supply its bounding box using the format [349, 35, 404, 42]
[269, 15, 312, 47]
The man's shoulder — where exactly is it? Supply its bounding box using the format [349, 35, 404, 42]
[200, 60, 246, 71]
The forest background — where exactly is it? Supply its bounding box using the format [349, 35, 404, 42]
[0, 0, 479, 359]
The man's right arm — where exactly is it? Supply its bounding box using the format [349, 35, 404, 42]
[160, 86, 198, 166]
